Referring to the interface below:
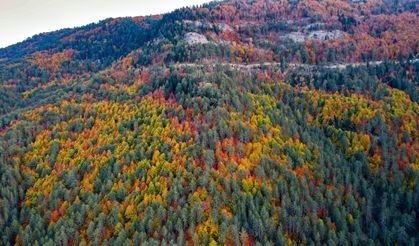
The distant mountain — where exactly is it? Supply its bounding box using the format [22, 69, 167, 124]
[0, 0, 418, 245]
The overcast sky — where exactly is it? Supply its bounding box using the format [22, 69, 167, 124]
[0, 0, 212, 48]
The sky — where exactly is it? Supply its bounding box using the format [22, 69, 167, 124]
[0, 0, 213, 48]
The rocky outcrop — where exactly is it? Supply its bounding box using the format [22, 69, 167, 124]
[284, 30, 346, 42]
[184, 32, 209, 45]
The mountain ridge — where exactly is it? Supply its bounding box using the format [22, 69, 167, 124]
[0, 0, 418, 245]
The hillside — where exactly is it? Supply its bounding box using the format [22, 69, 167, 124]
[0, 0, 418, 245]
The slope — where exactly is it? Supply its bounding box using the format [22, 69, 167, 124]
[0, 0, 418, 245]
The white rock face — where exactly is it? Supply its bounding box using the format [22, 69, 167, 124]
[216, 23, 234, 32]
[182, 20, 234, 32]
[285, 32, 306, 42]
[284, 30, 345, 42]
[184, 32, 209, 45]
[308, 30, 345, 41]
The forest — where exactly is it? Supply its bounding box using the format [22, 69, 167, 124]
[0, 0, 418, 245]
